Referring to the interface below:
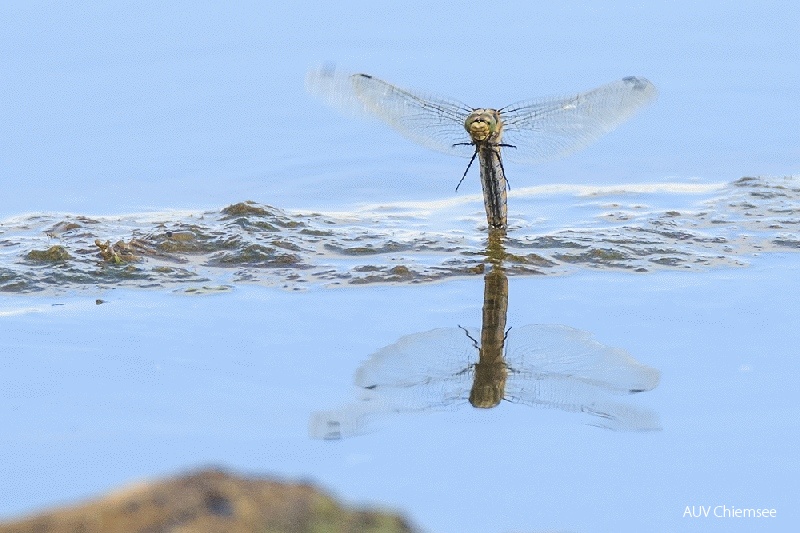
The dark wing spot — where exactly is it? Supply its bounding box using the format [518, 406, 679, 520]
[622, 76, 650, 91]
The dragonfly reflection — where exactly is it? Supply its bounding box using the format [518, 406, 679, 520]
[306, 67, 657, 230]
[309, 234, 660, 439]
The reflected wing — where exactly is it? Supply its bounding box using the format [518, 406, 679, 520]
[504, 324, 660, 393]
[354, 327, 479, 407]
[505, 375, 662, 431]
[309, 327, 479, 440]
[309, 401, 384, 440]
[306, 66, 476, 158]
[503, 324, 661, 431]
[500, 77, 657, 165]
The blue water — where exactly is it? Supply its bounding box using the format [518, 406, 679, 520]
[1, 2, 799, 532]
[1, 2, 797, 217]
[2, 260, 799, 531]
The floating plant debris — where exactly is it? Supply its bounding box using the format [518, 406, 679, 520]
[0, 176, 799, 294]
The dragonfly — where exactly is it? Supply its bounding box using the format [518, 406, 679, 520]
[309, 265, 661, 440]
[306, 66, 657, 230]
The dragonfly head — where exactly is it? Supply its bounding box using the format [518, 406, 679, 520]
[464, 109, 503, 144]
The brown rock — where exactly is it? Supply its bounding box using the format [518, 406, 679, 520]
[0, 468, 417, 533]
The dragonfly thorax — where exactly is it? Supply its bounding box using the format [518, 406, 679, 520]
[464, 109, 503, 144]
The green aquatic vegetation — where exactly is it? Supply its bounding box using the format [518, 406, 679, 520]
[324, 241, 412, 255]
[2, 176, 799, 294]
[94, 240, 141, 263]
[221, 201, 274, 217]
[226, 217, 279, 232]
[650, 257, 684, 266]
[221, 201, 305, 228]
[271, 239, 303, 251]
[554, 247, 632, 266]
[353, 265, 382, 272]
[182, 285, 232, 294]
[45, 221, 82, 237]
[504, 252, 555, 267]
[26, 245, 72, 262]
[733, 176, 759, 186]
[348, 265, 422, 284]
[750, 190, 788, 199]
[509, 236, 589, 249]
[150, 266, 203, 279]
[632, 247, 687, 258]
[0, 268, 31, 292]
[773, 238, 800, 248]
[153, 227, 241, 254]
[299, 228, 335, 237]
[208, 244, 303, 267]
[389, 265, 411, 276]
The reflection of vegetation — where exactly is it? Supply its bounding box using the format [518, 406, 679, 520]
[310, 233, 661, 439]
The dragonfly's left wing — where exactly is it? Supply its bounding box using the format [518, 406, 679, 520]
[506, 377, 662, 431]
[503, 324, 661, 431]
[504, 324, 661, 393]
[306, 66, 476, 158]
[500, 76, 657, 165]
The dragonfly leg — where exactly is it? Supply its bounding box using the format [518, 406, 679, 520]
[456, 151, 478, 192]
[497, 151, 511, 191]
[458, 324, 480, 349]
[490, 142, 513, 190]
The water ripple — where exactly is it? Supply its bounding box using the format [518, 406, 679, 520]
[1, 176, 798, 293]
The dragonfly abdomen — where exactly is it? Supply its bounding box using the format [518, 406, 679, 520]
[477, 145, 508, 230]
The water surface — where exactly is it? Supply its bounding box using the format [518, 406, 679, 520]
[2, 182, 799, 532]
[2, 3, 799, 532]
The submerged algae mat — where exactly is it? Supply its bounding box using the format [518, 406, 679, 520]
[1, 176, 799, 294]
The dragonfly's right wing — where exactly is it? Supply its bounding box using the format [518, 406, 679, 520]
[306, 66, 476, 158]
[309, 327, 479, 440]
[353, 327, 479, 407]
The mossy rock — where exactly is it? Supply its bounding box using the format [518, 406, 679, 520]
[0, 468, 418, 533]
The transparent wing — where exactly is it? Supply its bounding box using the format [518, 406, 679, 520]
[505, 377, 662, 431]
[500, 77, 657, 165]
[309, 327, 479, 440]
[504, 324, 661, 393]
[306, 66, 476, 158]
[503, 324, 661, 431]
[354, 327, 478, 403]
